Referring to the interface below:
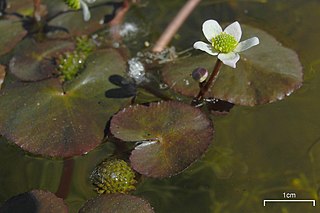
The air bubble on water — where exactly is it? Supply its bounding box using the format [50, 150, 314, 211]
[128, 57, 145, 84]
[183, 79, 190, 86]
[135, 140, 158, 150]
[119, 23, 138, 39]
[286, 90, 294, 96]
[159, 83, 168, 90]
[277, 93, 285, 100]
[112, 42, 120, 48]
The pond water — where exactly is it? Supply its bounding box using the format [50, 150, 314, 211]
[1, 0, 320, 212]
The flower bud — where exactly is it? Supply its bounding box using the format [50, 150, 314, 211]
[192, 67, 208, 83]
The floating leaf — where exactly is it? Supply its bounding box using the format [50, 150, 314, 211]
[79, 194, 154, 213]
[0, 64, 5, 89]
[47, 4, 114, 38]
[42, 0, 70, 18]
[110, 101, 214, 178]
[0, 18, 27, 56]
[9, 39, 75, 81]
[0, 49, 130, 157]
[162, 25, 303, 106]
[5, 0, 34, 16]
[0, 190, 68, 213]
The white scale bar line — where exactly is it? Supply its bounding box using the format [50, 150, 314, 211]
[263, 199, 316, 207]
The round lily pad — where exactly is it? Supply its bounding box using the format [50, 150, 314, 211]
[0, 18, 27, 57]
[162, 25, 303, 106]
[0, 190, 68, 213]
[79, 194, 154, 213]
[9, 39, 75, 81]
[47, 4, 114, 38]
[0, 49, 130, 157]
[110, 101, 214, 178]
[5, 0, 34, 16]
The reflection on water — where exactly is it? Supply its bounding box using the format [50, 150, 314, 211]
[1, 0, 320, 212]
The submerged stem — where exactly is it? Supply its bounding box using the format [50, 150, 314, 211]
[192, 59, 223, 105]
[55, 158, 74, 199]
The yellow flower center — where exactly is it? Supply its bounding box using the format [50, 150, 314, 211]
[212, 32, 238, 53]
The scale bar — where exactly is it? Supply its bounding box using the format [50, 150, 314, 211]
[263, 199, 316, 207]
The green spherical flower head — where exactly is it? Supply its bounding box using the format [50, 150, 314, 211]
[212, 32, 238, 53]
[63, 0, 81, 10]
[90, 159, 137, 194]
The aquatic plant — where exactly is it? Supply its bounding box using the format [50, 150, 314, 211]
[0, 190, 68, 212]
[63, 0, 96, 21]
[191, 67, 208, 83]
[79, 194, 154, 213]
[194, 20, 259, 68]
[162, 24, 303, 106]
[192, 20, 260, 103]
[58, 36, 95, 81]
[0, 0, 306, 212]
[91, 159, 137, 194]
[110, 101, 213, 178]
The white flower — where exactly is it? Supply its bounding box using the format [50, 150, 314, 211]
[193, 20, 260, 68]
[80, 0, 96, 21]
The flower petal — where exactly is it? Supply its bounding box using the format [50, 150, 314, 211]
[193, 41, 219, 56]
[218, 52, 240, 68]
[202, 20, 222, 43]
[224, 21, 242, 42]
[80, 0, 91, 21]
[234, 37, 260, 52]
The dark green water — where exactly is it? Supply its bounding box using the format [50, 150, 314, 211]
[1, 0, 320, 212]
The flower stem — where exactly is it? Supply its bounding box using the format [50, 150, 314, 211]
[192, 59, 223, 105]
[55, 158, 74, 199]
[33, 0, 41, 22]
[152, 0, 202, 52]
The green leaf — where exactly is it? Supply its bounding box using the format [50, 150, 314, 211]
[47, 4, 114, 38]
[162, 25, 303, 106]
[5, 0, 34, 16]
[0, 18, 27, 57]
[0, 49, 130, 158]
[110, 101, 214, 178]
[9, 39, 75, 81]
[63, 0, 81, 10]
[79, 194, 154, 213]
[0, 190, 68, 213]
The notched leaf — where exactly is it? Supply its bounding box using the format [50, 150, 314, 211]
[0, 49, 130, 157]
[79, 194, 154, 213]
[110, 101, 214, 178]
[0, 17, 27, 56]
[0, 190, 68, 213]
[9, 39, 75, 81]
